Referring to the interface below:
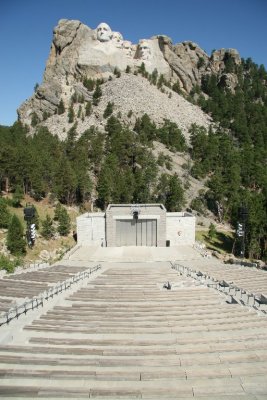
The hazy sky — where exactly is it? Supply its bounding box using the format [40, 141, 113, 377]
[0, 0, 266, 126]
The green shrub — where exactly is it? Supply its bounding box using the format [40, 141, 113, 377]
[93, 84, 102, 106]
[41, 215, 55, 239]
[83, 78, 95, 91]
[31, 112, 39, 127]
[190, 197, 206, 215]
[85, 101, 92, 116]
[0, 254, 18, 274]
[57, 207, 71, 236]
[6, 214, 26, 256]
[12, 185, 24, 207]
[57, 99, 65, 115]
[68, 106, 75, 123]
[103, 102, 114, 119]
[208, 223, 217, 240]
[0, 198, 12, 228]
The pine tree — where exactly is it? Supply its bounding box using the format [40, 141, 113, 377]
[0, 199, 11, 228]
[93, 84, 102, 106]
[57, 99, 65, 115]
[138, 62, 147, 76]
[68, 106, 75, 123]
[41, 215, 55, 239]
[31, 112, 39, 127]
[53, 156, 77, 204]
[151, 68, 158, 85]
[77, 105, 82, 119]
[172, 81, 181, 94]
[83, 77, 95, 91]
[12, 185, 24, 207]
[54, 202, 63, 221]
[103, 102, 114, 118]
[165, 174, 185, 212]
[6, 214, 26, 255]
[85, 101, 92, 116]
[57, 207, 71, 236]
[97, 156, 116, 209]
[208, 223, 217, 241]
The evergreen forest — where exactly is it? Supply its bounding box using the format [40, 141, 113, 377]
[0, 57, 267, 261]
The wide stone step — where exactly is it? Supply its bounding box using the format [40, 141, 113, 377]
[23, 319, 267, 335]
[0, 377, 252, 398]
[1, 262, 267, 398]
[35, 313, 263, 326]
[49, 304, 250, 316]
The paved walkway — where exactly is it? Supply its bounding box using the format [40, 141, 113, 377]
[68, 245, 203, 263]
[0, 254, 267, 398]
[68, 245, 267, 297]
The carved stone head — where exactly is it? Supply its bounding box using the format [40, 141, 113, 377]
[138, 40, 152, 60]
[96, 23, 112, 42]
[111, 32, 123, 48]
[112, 32, 123, 42]
[122, 40, 133, 57]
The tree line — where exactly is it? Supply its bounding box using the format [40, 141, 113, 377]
[189, 58, 267, 260]
[0, 116, 186, 213]
[1, 56, 266, 260]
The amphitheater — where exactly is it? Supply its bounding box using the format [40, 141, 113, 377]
[0, 245, 267, 399]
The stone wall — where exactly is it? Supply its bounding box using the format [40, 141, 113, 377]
[166, 212, 195, 246]
[76, 213, 105, 246]
[76, 207, 195, 247]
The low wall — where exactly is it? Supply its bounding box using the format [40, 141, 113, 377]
[77, 209, 195, 247]
[76, 213, 105, 246]
[166, 212, 195, 246]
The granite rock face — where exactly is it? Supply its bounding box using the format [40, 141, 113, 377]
[17, 19, 241, 134]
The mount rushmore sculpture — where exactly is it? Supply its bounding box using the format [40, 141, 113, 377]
[18, 19, 241, 126]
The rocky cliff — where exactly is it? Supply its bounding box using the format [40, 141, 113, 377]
[17, 19, 242, 138]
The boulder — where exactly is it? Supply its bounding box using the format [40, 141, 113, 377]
[39, 250, 50, 261]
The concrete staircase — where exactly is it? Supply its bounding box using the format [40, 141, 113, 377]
[180, 258, 267, 297]
[0, 262, 267, 398]
[0, 264, 94, 315]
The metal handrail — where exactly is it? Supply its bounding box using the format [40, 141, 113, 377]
[0, 264, 101, 327]
[171, 261, 266, 315]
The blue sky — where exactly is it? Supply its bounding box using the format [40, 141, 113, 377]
[0, 0, 266, 126]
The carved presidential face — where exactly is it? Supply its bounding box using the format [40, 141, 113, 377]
[112, 32, 123, 48]
[96, 23, 112, 42]
[112, 32, 123, 42]
[122, 40, 133, 57]
[138, 40, 151, 60]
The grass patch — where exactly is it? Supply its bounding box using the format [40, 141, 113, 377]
[1, 194, 79, 265]
[196, 230, 234, 254]
[23, 236, 75, 263]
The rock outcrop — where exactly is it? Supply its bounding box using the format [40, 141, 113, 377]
[17, 19, 242, 136]
[41, 73, 211, 141]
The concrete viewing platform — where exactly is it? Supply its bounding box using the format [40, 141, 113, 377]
[0, 245, 267, 398]
[67, 245, 203, 263]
